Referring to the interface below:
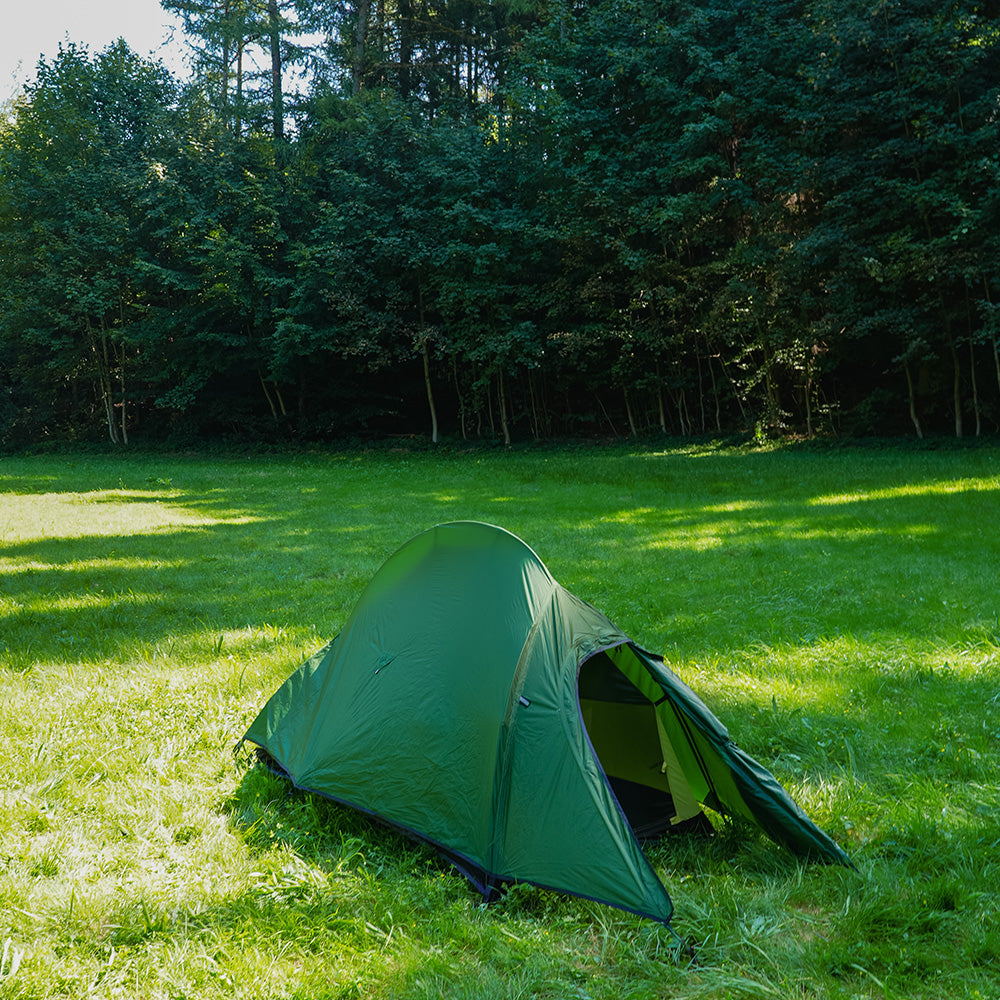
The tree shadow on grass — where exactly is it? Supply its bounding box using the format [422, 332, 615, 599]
[4, 456, 998, 836]
[0, 472, 392, 669]
[3, 449, 998, 712]
[4, 452, 998, 844]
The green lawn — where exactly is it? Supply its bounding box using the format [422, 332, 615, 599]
[2, 443, 999, 999]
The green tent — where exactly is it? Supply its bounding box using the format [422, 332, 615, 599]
[243, 521, 849, 924]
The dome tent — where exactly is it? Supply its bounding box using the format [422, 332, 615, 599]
[242, 521, 849, 924]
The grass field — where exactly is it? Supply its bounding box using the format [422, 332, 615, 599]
[2, 442, 999, 999]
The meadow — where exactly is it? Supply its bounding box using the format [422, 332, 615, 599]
[1, 442, 998, 999]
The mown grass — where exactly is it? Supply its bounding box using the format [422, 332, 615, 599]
[1, 442, 999, 999]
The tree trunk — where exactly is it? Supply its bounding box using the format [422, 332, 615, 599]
[398, 0, 413, 99]
[268, 0, 283, 139]
[994, 333, 1000, 402]
[221, 8, 230, 124]
[656, 363, 666, 433]
[498, 370, 511, 445]
[719, 352, 747, 421]
[765, 366, 779, 430]
[707, 350, 722, 432]
[904, 365, 923, 439]
[118, 341, 128, 446]
[423, 344, 438, 444]
[624, 388, 637, 436]
[594, 393, 618, 436]
[951, 343, 963, 438]
[235, 39, 244, 135]
[696, 350, 706, 433]
[259, 372, 279, 421]
[375, 0, 387, 87]
[534, 370, 550, 438]
[468, 23, 477, 105]
[352, 0, 371, 96]
[969, 338, 981, 437]
[986, 278, 1000, 400]
[101, 376, 118, 444]
[485, 376, 495, 437]
[89, 320, 119, 445]
[452, 355, 467, 440]
[804, 353, 814, 439]
[528, 372, 541, 440]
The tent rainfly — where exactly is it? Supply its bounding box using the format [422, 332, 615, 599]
[242, 521, 850, 924]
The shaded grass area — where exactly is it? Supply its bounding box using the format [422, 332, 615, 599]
[1, 443, 999, 998]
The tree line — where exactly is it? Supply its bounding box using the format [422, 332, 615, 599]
[1, 0, 998, 448]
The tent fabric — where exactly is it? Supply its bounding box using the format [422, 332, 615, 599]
[242, 521, 850, 924]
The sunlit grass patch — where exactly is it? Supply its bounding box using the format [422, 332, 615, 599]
[809, 475, 1000, 506]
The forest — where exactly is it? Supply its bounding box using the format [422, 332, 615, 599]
[1, 0, 998, 447]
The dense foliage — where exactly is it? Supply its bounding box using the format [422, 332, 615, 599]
[1, 0, 998, 446]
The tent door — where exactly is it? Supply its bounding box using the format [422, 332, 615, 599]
[579, 647, 703, 840]
[655, 712, 702, 825]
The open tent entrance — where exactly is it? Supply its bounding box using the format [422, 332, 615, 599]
[579, 644, 709, 841]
